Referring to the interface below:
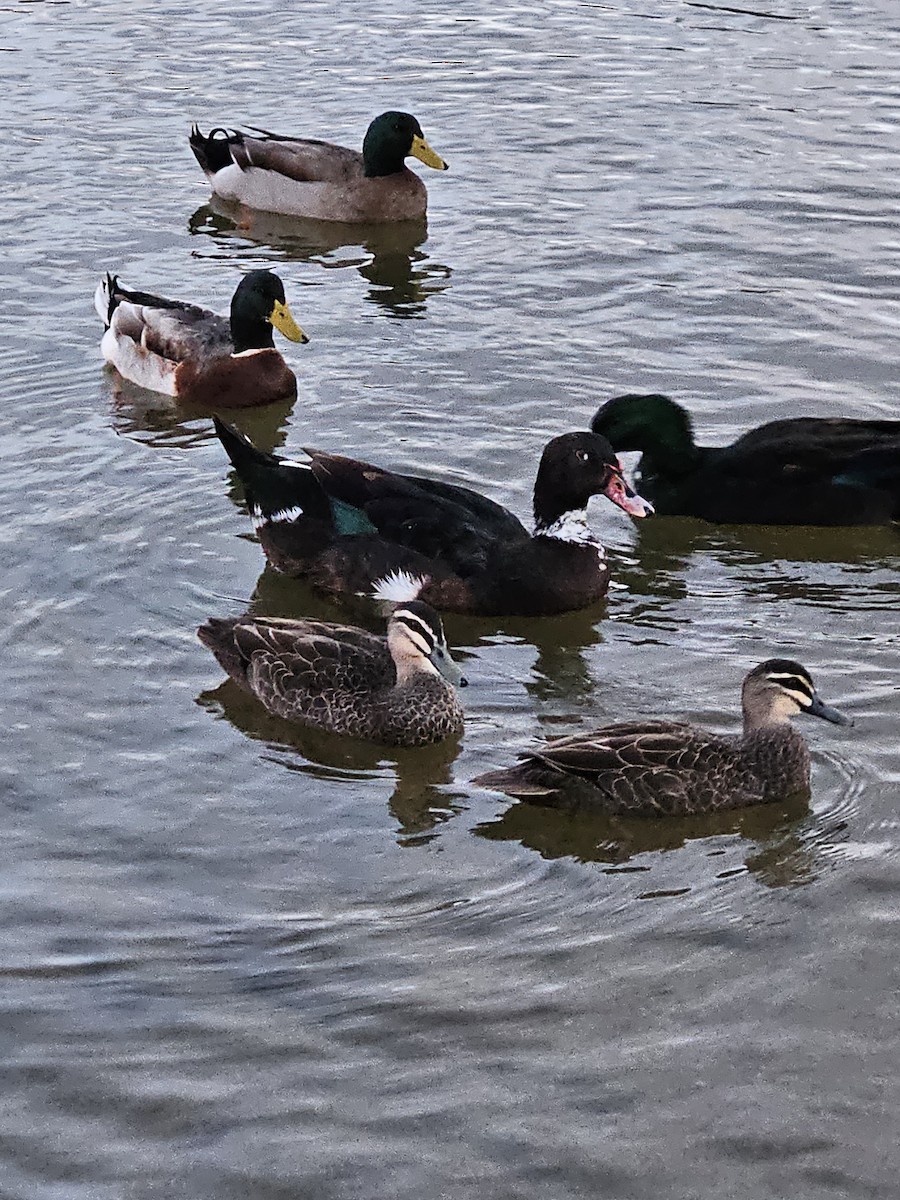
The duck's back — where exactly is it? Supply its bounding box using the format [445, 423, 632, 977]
[702, 418, 900, 524]
[236, 619, 392, 729]
[227, 134, 365, 185]
[478, 721, 773, 816]
[647, 417, 900, 525]
[727, 416, 900, 462]
[200, 132, 428, 221]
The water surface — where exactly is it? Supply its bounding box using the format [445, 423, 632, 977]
[1, 1, 898, 1196]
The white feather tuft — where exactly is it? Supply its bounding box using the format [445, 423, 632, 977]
[371, 569, 428, 603]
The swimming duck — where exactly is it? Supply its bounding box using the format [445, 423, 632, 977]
[198, 601, 465, 747]
[95, 270, 308, 407]
[212, 417, 654, 617]
[590, 393, 900, 525]
[189, 111, 448, 223]
[475, 659, 851, 817]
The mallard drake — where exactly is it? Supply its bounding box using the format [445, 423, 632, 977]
[198, 601, 466, 747]
[591, 393, 900, 525]
[475, 659, 851, 817]
[189, 111, 448, 223]
[212, 417, 654, 617]
[95, 270, 308, 407]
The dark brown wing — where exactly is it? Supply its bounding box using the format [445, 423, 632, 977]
[305, 448, 529, 575]
[232, 616, 393, 721]
[477, 721, 765, 816]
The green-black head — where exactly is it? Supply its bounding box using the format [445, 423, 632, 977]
[230, 270, 308, 354]
[590, 394, 699, 469]
[362, 111, 448, 178]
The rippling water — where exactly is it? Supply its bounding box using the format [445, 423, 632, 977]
[2, 0, 899, 1195]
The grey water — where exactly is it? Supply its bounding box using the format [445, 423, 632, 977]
[1, 0, 899, 1196]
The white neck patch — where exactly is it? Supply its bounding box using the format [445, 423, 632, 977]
[536, 509, 605, 553]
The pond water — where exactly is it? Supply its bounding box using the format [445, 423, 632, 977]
[1, 1, 898, 1196]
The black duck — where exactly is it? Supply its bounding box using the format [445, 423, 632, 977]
[212, 417, 654, 617]
[590, 393, 900, 525]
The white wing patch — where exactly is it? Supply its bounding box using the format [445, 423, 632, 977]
[251, 504, 304, 529]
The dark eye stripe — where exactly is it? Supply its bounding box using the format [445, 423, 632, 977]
[766, 671, 814, 700]
[393, 609, 439, 650]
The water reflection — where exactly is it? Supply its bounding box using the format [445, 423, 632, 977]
[197, 679, 463, 842]
[612, 515, 900, 627]
[452, 605, 608, 707]
[629, 515, 900, 569]
[105, 367, 298, 450]
[188, 201, 452, 318]
[474, 793, 823, 888]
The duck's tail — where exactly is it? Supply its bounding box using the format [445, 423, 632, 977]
[473, 762, 558, 799]
[212, 416, 327, 526]
[197, 616, 249, 688]
[189, 125, 239, 177]
[370, 568, 429, 604]
[93, 272, 121, 328]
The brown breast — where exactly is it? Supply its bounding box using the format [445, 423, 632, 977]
[175, 351, 297, 408]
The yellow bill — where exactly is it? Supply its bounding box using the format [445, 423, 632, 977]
[269, 299, 309, 343]
[410, 133, 449, 171]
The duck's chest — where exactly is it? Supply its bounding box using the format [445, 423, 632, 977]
[477, 538, 610, 616]
[352, 170, 428, 221]
[176, 350, 296, 408]
[743, 728, 812, 801]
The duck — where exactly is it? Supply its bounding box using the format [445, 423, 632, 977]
[198, 600, 466, 747]
[94, 270, 308, 407]
[475, 659, 851, 817]
[590, 393, 900, 526]
[189, 111, 448, 223]
[212, 417, 654, 617]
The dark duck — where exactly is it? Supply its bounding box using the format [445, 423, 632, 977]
[212, 418, 653, 617]
[590, 393, 900, 525]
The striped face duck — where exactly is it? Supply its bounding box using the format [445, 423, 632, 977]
[591, 393, 900, 526]
[198, 601, 465, 748]
[476, 659, 852, 816]
[95, 270, 308, 408]
[212, 418, 654, 617]
[189, 111, 448, 223]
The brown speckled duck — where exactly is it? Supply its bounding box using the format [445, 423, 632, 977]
[95, 270, 307, 407]
[475, 660, 851, 816]
[190, 111, 448, 223]
[212, 417, 654, 617]
[198, 601, 466, 747]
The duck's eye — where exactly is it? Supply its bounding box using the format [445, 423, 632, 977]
[577, 450, 590, 463]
